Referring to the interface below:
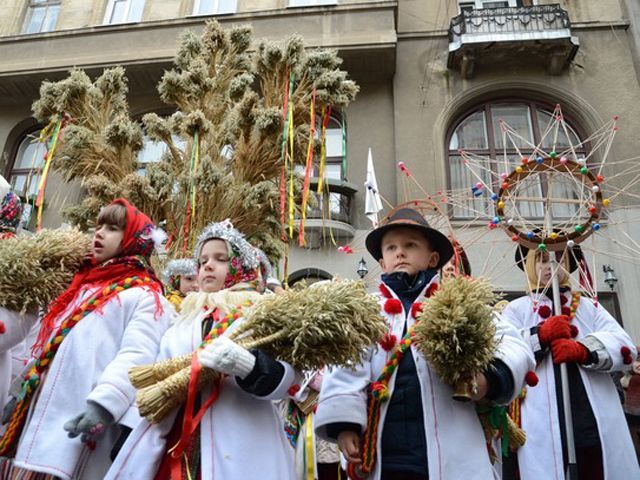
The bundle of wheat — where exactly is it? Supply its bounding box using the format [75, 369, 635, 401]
[414, 276, 499, 401]
[0, 229, 90, 313]
[130, 280, 385, 423]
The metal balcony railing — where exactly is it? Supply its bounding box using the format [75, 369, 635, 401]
[449, 4, 571, 44]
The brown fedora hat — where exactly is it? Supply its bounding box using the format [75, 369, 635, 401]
[365, 208, 454, 269]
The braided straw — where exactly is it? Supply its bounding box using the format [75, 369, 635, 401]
[137, 366, 220, 424]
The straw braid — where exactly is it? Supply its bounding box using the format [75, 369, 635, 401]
[0, 275, 154, 456]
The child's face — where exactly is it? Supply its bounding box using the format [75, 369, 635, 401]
[92, 223, 124, 263]
[441, 259, 457, 280]
[534, 251, 568, 285]
[197, 239, 230, 293]
[179, 275, 199, 295]
[379, 227, 439, 276]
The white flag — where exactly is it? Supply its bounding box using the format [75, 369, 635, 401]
[364, 148, 383, 227]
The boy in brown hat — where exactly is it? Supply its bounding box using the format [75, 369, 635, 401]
[315, 208, 534, 480]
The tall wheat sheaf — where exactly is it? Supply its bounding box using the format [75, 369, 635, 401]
[32, 20, 358, 261]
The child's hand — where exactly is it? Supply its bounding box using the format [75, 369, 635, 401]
[63, 401, 114, 445]
[550, 339, 588, 364]
[337, 430, 361, 464]
[538, 315, 572, 345]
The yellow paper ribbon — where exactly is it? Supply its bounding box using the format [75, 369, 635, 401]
[304, 413, 315, 480]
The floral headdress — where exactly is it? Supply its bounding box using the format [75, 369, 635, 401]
[164, 258, 198, 291]
[194, 219, 262, 290]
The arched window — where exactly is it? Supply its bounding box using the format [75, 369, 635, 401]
[8, 129, 46, 199]
[287, 268, 333, 287]
[447, 101, 585, 219]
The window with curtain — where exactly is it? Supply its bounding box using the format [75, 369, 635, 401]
[104, 0, 145, 24]
[22, 0, 60, 34]
[447, 101, 585, 219]
[193, 0, 237, 15]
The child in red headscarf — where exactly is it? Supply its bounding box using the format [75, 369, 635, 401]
[0, 198, 173, 480]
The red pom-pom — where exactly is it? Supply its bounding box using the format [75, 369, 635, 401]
[411, 302, 423, 319]
[379, 332, 397, 351]
[621, 346, 633, 364]
[426, 283, 438, 298]
[570, 325, 579, 338]
[0, 321, 5, 334]
[525, 371, 539, 387]
[538, 305, 552, 319]
[379, 284, 392, 299]
[287, 384, 301, 396]
[384, 298, 403, 315]
[561, 306, 571, 316]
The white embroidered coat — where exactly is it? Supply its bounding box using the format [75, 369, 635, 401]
[314, 276, 535, 480]
[106, 295, 297, 480]
[502, 294, 640, 479]
[11, 286, 173, 480]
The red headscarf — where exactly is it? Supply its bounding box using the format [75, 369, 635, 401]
[111, 198, 157, 257]
[32, 199, 163, 354]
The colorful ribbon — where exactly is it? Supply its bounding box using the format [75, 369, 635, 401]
[35, 114, 64, 231]
[299, 90, 317, 247]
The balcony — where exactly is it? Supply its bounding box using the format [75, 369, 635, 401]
[448, 4, 579, 78]
[299, 178, 357, 248]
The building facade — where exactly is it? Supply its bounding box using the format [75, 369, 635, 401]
[1, 0, 640, 340]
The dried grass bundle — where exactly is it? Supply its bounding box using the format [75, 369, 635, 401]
[33, 67, 141, 185]
[414, 276, 498, 401]
[132, 280, 385, 422]
[34, 21, 357, 261]
[0, 229, 90, 313]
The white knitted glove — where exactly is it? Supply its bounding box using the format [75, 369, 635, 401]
[199, 336, 256, 379]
